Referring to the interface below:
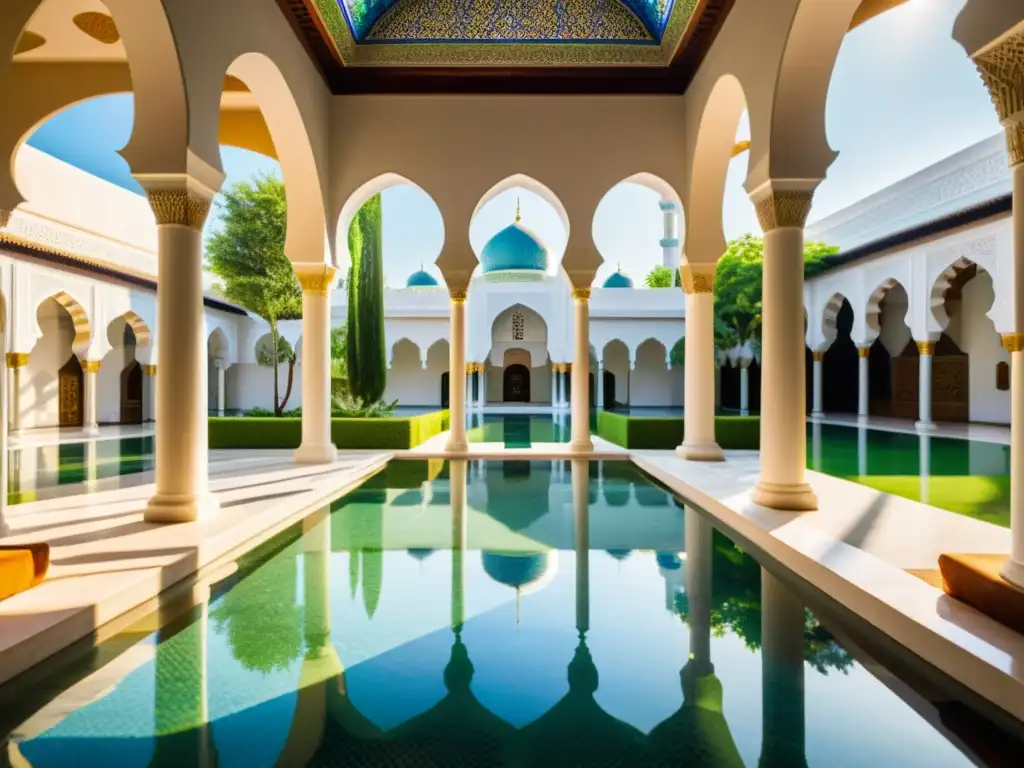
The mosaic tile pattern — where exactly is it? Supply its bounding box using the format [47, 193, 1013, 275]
[338, 0, 670, 42]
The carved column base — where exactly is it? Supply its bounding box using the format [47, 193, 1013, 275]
[145, 492, 219, 524]
[294, 442, 338, 465]
[751, 480, 818, 512]
[675, 441, 724, 462]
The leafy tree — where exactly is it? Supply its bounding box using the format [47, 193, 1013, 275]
[256, 335, 297, 413]
[645, 265, 681, 288]
[346, 194, 387, 403]
[206, 174, 301, 416]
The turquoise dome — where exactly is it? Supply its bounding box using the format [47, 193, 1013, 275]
[482, 552, 549, 589]
[603, 267, 633, 289]
[406, 268, 439, 288]
[480, 224, 548, 278]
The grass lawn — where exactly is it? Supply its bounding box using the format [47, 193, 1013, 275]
[849, 475, 1010, 529]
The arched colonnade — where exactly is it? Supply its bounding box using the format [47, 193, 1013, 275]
[2, 0, 1023, 590]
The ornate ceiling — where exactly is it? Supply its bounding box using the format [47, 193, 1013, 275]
[278, 0, 734, 92]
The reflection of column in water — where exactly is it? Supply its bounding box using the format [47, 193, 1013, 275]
[810, 421, 823, 472]
[278, 507, 341, 766]
[451, 460, 468, 631]
[152, 587, 214, 767]
[759, 570, 807, 768]
[857, 425, 868, 478]
[919, 433, 931, 505]
[685, 511, 713, 676]
[572, 459, 589, 635]
[86, 440, 99, 489]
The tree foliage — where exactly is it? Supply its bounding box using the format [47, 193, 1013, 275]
[346, 194, 387, 403]
[206, 174, 301, 415]
[644, 265, 681, 288]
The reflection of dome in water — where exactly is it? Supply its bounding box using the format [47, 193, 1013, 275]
[656, 552, 682, 570]
[482, 551, 559, 625]
[480, 199, 548, 282]
[606, 549, 632, 561]
[407, 548, 436, 561]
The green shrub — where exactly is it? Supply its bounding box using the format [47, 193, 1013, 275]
[209, 410, 450, 450]
[596, 412, 760, 450]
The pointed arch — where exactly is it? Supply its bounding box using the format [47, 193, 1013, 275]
[46, 291, 90, 349]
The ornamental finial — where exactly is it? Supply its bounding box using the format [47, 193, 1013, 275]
[515, 197, 521, 224]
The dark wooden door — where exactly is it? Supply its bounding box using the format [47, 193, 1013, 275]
[59, 355, 84, 428]
[121, 361, 143, 424]
[503, 364, 530, 402]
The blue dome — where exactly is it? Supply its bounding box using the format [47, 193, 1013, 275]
[480, 223, 548, 277]
[603, 269, 633, 289]
[406, 268, 439, 288]
[482, 552, 548, 589]
[656, 552, 682, 570]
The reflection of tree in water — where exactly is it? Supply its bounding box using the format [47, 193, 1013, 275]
[675, 531, 854, 675]
[211, 539, 303, 673]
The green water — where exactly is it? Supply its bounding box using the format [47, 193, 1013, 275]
[466, 414, 572, 447]
[6, 437, 155, 504]
[1, 460, 1009, 766]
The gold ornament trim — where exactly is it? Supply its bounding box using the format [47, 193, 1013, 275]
[142, 364, 157, 376]
[812, 351, 825, 362]
[572, 288, 591, 303]
[295, 265, 338, 296]
[916, 341, 936, 356]
[6, 353, 28, 369]
[450, 290, 468, 303]
[83, 360, 102, 374]
[1006, 122, 1024, 168]
[680, 264, 715, 295]
[146, 189, 212, 230]
[857, 346, 870, 358]
[754, 190, 814, 232]
[1002, 333, 1024, 353]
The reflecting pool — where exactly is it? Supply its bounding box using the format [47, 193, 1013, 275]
[1, 460, 1009, 766]
[6, 436, 154, 504]
[466, 413, 572, 446]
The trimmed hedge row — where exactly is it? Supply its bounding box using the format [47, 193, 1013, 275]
[209, 410, 450, 450]
[596, 411, 760, 450]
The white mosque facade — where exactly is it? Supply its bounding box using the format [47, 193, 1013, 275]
[0, 132, 1016, 430]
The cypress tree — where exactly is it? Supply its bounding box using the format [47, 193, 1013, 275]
[346, 194, 387, 403]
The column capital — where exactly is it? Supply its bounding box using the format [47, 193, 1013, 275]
[812, 350, 825, 362]
[680, 263, 715, 295]
[143, 364, 157, 376]
[1002, 332, 1024, 352]
[5, 352, 28, 369]
[136, 175, 218, 231]
[973, 30, 1024, 165]
[916, 340, 936, 356]
[658, 200, 678, 212]
[294, 263, 338, 296]
[450, 289, 467, 303]
[83, 359, 102, 374]
[857, 346, 870, 358]
[572, 288, 591, 303]
[751, 187, 814, 231]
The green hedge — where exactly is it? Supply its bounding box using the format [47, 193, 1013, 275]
[597, 411, 760, 450]
[209, 410, 450, 450]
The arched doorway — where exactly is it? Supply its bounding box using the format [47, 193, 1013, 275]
[59, 355, 84, 428]
[440, 372, 450, 408]
[603, 370, 616, 410]
[121, 360, 144, 424]
[504, 364, 530, 402]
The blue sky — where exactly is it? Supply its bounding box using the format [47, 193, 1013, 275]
[26, 0, 1000, 288]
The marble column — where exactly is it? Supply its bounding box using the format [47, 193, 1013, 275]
[143, 364, 157, 422]
[6, 353, 27, 436]
[571, 289, 593, 452]
[480, 367, 487, 409]
[972, 35, 1024, 588]
[919, 431, 932, 506]
[142, 181, 217, 523]
[595, 361, 604, 410]
[294, 264, 337, 465]
[677, 265, 723, 461]
[857, 425, 868, 478]
[759, 571, 807, 768]
[82, 360, 101, 436]
[739, 363, 750, 416]
[751, 188, 818, 511]
[551, 365, 559, 408]
[810, 420, 823, 472]
[857, 346, 870, 422]
[446, 292, 468, 452]
[916, 340, 936, 431]
[215, 360, 226, 417]
[811, 351, 824, 419]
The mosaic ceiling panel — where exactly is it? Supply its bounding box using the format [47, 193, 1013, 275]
[336, 0, 674, 43]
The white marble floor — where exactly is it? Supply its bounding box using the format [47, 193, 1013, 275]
[631, 450, 1024, 724]
[0, 450, 389, 686]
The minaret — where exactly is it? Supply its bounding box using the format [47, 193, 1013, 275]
[515, 196, 522, 224]
[659, 199, 680, 269]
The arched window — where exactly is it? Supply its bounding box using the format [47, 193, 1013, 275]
[996, 361, 1010, 392]
[512, 311, 525, 341]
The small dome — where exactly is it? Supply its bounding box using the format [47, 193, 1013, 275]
[407, 548, 436, 561]
[480, 198, 548, 281]
[406, 266, 439, 288]
[656, 552, 682, 571]
[603, 264, 633, 289]
[606, 549, 632, 562]
[482, 552, 550, 589]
